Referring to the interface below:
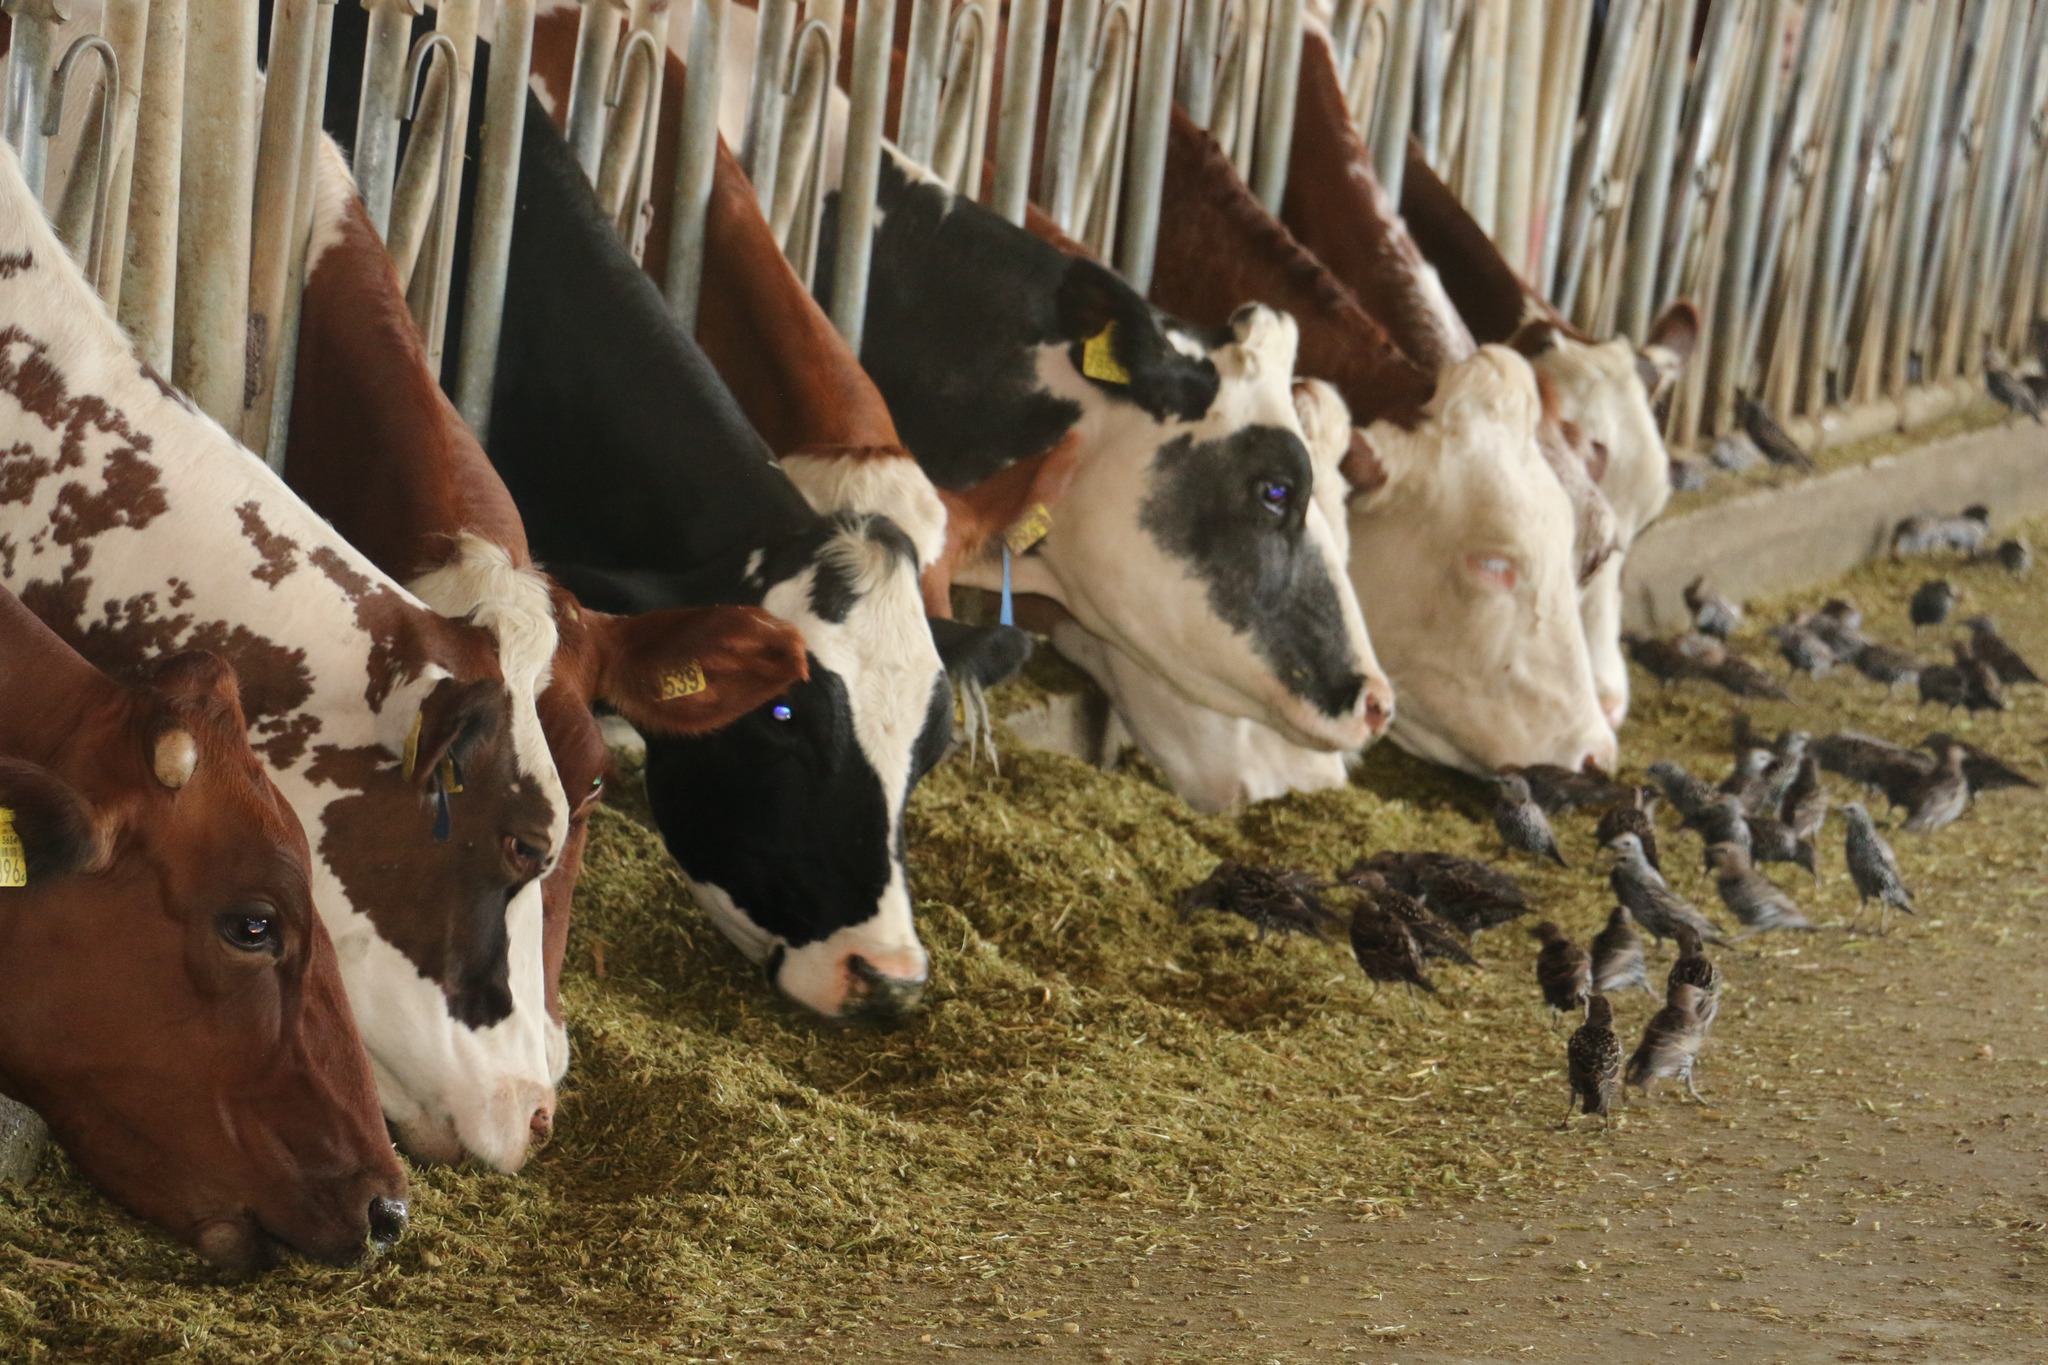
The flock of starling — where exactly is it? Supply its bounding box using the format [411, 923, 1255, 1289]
[1177, 506, 2039, 1135]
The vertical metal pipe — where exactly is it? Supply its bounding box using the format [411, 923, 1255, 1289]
[46, 36, 122, 290]
[1800, 0, 1876, 409]
[1494, 0, 1545, 275]
[661, 0, 724, 333]
[1041, 0, 1099, 225]
[355, 0, 421, 241]
[1882, 1, 1959, 394]
[828, 0, 897, 350]
[454, 0, 537, 438]
[1369, 0, 1422, 201]
[596, 0, 673, 238]
[243, 0, 326, 450]
[564, 0, 626, 181]
[1178, 0, 1223, 126]
[415, 1, 478, 374]
[1654, 0, 1750, 308]
[1617, 0, 1695, 338]
[1907, 0, 1999, 372]
[1250, 0, 1302, 211]
[120, 0, 187, 369]
[1119, 0, 1184, 290]
[1532, 0, 1593, 284]
[897, 0, 949, 164]
[94, 0, 151, 307]
[1226, 0, 1268, 180]
[2, 2, 61, 203]
[1706, 0, 1791, 430]
[260, 1, 336, 469]
[1556, 0, 1647, 314]
[1829, 0, 1917, 371]
[1952, 0, 2032, 371]
[1413, 0, 1445, 166]
[992, 0, 1050, 223]
[742, 0, 798, 213]
[1457, 0, 1503, 236]
[174, 0, 259, 429]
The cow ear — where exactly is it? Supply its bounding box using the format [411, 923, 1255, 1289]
[1054, 257, 1130, 341]
[404, 677, 504, 791]
[0, 757, 105, 881]
[588, 605, 809, 737]
[930, 617, 1033, 689]
[1508, 319, 1560, 359]
[1646, 299, 1700, 364]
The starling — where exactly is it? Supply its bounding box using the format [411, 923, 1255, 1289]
[1797, 608, 1866, 663]
[1736, 392, 1813, 470]
[1952, 641, 2006, 713]
[1564, 995, 1623, 1126]
[1901, 742, 1971, 833]
[1708, 431, 1765, 472]
[1688, 794, 1753, 867]
[1842, 802, 1916, 931]
[1665, 923, 1724, 1030]
[1986, 361, 2045, 421]
[1963, 617, 2040, 685]
[1910, 580, 1959, 627]
[1625, 632, 1704, 684]
[1819, 597, 1864, 632]
[1894, 509, 1992, 559]
[1991, 537, 2033, 574]
[1531, 921, 1592, 1018]
[1594, 788, 1661, 874]
[1349, 899, 1436, 995]
[1707, 842, 1814, 933]
[1851, 642, 1921, 693]
[1505, 764, 1627, 813]
[1591, 906, 1658, 997]
[1747, 813, 1818, 879]
[1708, 653, 1792, 700]
[1178, 861, 1343, 942]
[1717, 750, 1775, 815]
[1755, 733, 1811, 814]
[1625, 981, 1710, 1099]
[1347, 872, 1478, 967]
[1494, 775, 1568, 866]
[1608, 833, 1729, 946]
[1917, 661, 1969, 709]
[1649, 760, 1718, 823]
[1815, 730, 1938, 810]
[1684, 577, 1743, 639]
[1769, 623, 1837, 678]
[1342, 852, 1532, 939]
[1779, 756, 1829, 841]
[1919, 733, 2038, 792]
[1669, 455, 1714, 491]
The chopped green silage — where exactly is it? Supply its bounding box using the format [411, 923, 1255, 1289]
[4, 513, 2047, 1362]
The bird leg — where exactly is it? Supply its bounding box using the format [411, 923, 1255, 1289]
[1683, 1062, 1705, 1103]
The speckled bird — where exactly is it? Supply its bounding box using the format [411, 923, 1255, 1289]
[1665, 924, 1723, 1030]
[1591, 906, 1658, 997]
[1746, 814, 1818, 879]
[1779, 755, 1829, 841]
[1625, 981, 1710, 1100]
[1736, 392, 1813, 470]
[1820, 597, 1864, 631]
[1756, 734, 1810, 813]
[1709, 653, 1792, 700]
[1595, 788, 1661, 874]
[1531, 921, 1592, 1019]
[1349, 900, 1436, 995]
[1952, 641, 2006, 713]
[1770, 623, 1837, 678]
[1920, 734, 2038, 792]
[1608, 834, 1729, 946]
[1564, 996, 1623, 1127]
[1992, 537, 2033, 574]
[1718, 749, 1774, 806]
[1684, 577, 1743, 639]
[1963, 617, 2040, 685]
[1707, 843, 1813, 934]
[1347, 872, 1478, 967]
[1649, 760, 1718, 823]
[1986, 361, 2044, 422]
[1842, 802, 1916, 932]
[1669, 456, 1713, 492]
[1851, 642, 1921, 693]
[1910, 580, 1960, 627]
[1902, 742, 1971, 833]
[1494, 775, 1567, 866]
[1918, 661, 1968, 709]
[1688, 794, 1752, 868]
[1625, 632, 1703, 685]
[1344, 852, 1533, 940]
[1178, 861, 1342, 942]
[1799, 607, 1866, 662]
[1506, 764, 1628, 813]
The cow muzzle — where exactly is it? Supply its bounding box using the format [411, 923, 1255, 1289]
[844, 954, 928, 1019]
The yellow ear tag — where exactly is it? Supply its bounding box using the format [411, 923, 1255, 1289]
[0, 808, 26, 887]
[1082, 322, 1131, 385]
[660, 661, 708, 700]
[1004, 502, 1054, 555]
[437, 755, 465, 795]
[401, 710, 424, 781]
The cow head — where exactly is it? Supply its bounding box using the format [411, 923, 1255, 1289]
[1049, 379, 1361, 811]
[1346, 346, 1617, 776]
[0, 651, 404, 1271]
[1514, 301, 1699, 728]
[559, 511, 1026, 1021]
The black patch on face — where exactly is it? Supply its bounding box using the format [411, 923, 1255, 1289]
[1137, 427, 1365, 721]
[817, 155, 1222, 491]
[808, 513, 919, 623]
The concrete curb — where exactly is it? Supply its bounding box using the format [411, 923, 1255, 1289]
[1, 1095, 48, 1186]
[1623, 417, 2048, 633]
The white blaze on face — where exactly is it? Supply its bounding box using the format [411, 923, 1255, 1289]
[957, 306, 1386, 753]
[1349, 346, 1617, 776]
[1531, 335, 1675, 729]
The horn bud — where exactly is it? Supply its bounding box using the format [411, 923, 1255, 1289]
[154, 730, 198, 789]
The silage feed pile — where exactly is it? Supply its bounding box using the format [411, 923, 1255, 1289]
[4, 519, 2046, 1361]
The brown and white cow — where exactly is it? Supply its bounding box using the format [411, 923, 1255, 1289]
[0, 139, 557, 1173]
[1395, 144, 1698, 728]
[0, 584, 406, 1270]
[286, 135, 808, 1085]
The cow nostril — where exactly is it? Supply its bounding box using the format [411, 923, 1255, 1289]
[1363, 688, 1393, 734]
[367, 1196, 408, 1248]
[530, 1107, 554, 1143]
[844, 955, 927, 1018]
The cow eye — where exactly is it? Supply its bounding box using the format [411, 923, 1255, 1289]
[1254, 479, 1292, 514]
[1467, 553, 1518, 590]
[770, 702, 794, 723]
[217, 910, 280, 956]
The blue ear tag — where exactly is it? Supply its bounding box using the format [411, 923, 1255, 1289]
[431, 770, 452, 843]
[1000, 544, 1015, 627]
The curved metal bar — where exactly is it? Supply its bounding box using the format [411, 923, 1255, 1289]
[931, 3, 991, 188]
[600, 27, 665, 244]
[392, 33, 464, 345]
[1343, 4, 1391, 126]
[784, 18, 836, 101]
[400, 32, 461, 122]
[779, 16, 836, 282]
[605, 28, 661, 108]
[42, 35, 120, 290]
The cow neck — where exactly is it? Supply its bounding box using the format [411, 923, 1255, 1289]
[1282, 31, 1475, 372]
[1150, 106, 1434, 431]
[0, 587, 120, 769]
[1397, 141, 1586, 347]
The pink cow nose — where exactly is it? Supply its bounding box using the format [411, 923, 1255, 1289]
[529, 1104, 555, 1144]
[844, 955, 927, 1019]
[1362, 681, 1395, 737]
